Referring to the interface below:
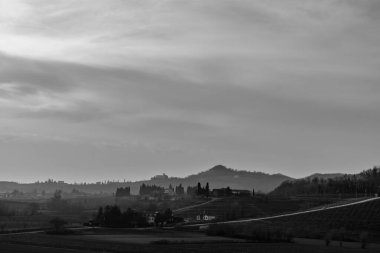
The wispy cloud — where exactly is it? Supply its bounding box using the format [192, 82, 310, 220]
[0, 0, 379, 182]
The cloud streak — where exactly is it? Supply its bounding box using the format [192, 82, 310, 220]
[0, 0, 379, 182]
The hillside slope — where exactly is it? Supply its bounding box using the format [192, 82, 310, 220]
[174, 196, 336, 221]
[271, 167, 380, 196]
[251, 197, 380, 240]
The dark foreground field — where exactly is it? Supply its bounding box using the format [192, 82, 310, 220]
[0, 244, 97, 253]
[1, 241, 379, 253]
[1, 228, 379, 253]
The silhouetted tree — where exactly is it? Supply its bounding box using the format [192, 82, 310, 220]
[48, 190, 68, 211]
[29, 203, 39, 215]
[155, 208, 176, 226]
[50, 217, 67, 233]
[95, 205, 148, 228]
[197, 182, 202, 195]
[116, 187, 130, 197]
[195, 182, 210, 197]
[139, 184, 164, 196]
[175, 184, 184, 195]
[186, 186, 197, 196]
[360, 231, 369, 249]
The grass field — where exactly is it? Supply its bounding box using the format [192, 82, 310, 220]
[0, 244, 97, 253]
[207, 197, 380, 243]
[175, 195, 337, 221]
[0, 196, 211, 233]
[261, 197, 380, 240]
[0, 211, 92, 233]
[1, 228, 379, 253]
[1, 196, 379, 252]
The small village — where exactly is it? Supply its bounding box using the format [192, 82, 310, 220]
[113, 182, 255, 225]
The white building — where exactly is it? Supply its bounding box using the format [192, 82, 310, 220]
[196, 212, 216, 222]
[146, 213, 157, 225]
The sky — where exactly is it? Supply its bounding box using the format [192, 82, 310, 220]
[0, 0, 379, 183]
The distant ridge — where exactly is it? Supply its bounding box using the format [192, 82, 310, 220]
[178, 164, 293, 193]
[0, 165, 293, 194]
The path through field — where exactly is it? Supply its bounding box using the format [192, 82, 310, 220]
[185, 196, 380, 226]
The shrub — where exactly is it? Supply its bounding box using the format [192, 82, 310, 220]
[338, 227, 346, 247]
[360, 231, 369, 249]
[49, 217, 68, 234]
[324, 230, 335, 246]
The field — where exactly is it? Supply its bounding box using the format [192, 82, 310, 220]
[174, 195, 337, 221]
[0, 244, 98, 253]
[1, 196, 379, 252]
[0, 215, 50, 232]
[1, 228, 379, 253]
[114, 197, 208, 212]
[0, 196, 209, 232]
[205, 198, 380, 243]
[0, 199, 91, 233]
[80, 229, 242, 244]
[259, 197, 380, 240]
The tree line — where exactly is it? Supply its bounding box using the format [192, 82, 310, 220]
[115, 187, 130, 197]
[139, 184, 164, 196]
[94, 205, 182, 227]
[95, 205, 148, 227]
[138, 183, 204, 196]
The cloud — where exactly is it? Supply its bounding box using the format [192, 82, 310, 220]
[0, 0, 379, 181]
[0, 53, 107, 121]
[1, 0, 377, 66]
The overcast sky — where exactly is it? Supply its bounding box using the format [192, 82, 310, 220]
[0, 0, 379, 183]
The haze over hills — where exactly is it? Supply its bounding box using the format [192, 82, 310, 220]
[0, 165, 349, 195]
[303, 173, 344, 180]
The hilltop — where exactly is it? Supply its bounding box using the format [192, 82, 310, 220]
[97, 164, 293, 194]
[180, 165, 292, 193]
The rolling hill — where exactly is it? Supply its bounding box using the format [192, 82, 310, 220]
[138, 165, 292, 194]
[0, 165, 292, 195]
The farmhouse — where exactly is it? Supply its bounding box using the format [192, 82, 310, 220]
[212, 187, 252, 197]
[146, 213, 157, 225]
[164, 185, 175, 196]
[231, 189, 252, 197]
[196, 212, 216, 222]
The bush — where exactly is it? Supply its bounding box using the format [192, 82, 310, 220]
[360, 231, 369, 249]
[48, 217, 68, 234]
[324, 229, 336, 246]
[338, 227, 346, 247]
